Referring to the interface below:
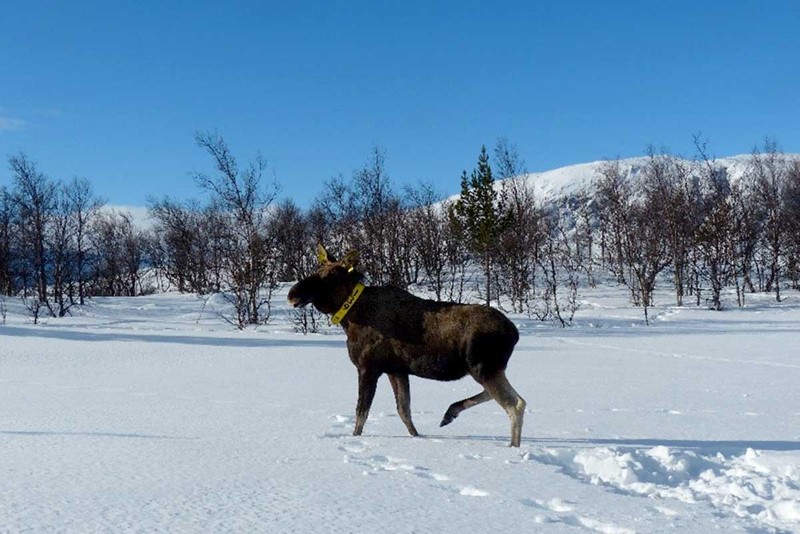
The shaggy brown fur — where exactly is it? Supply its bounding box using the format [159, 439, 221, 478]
[288, 246, 526, 446]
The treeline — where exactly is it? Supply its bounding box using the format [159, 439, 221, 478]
[2, 134, 798, 328]
[0, 154, 148, 322]
[595, 138, 800, 322]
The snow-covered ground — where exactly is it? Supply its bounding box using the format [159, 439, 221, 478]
[1, 286, 799, 533]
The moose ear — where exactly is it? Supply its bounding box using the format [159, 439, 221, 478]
[316, 244, 335, 264]
[342, 250, 359, 270]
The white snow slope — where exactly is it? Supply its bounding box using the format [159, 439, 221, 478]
[1, 287, 799, 533]
[495, 153, 800, 203]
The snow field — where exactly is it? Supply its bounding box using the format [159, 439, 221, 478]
[1, 286, 799, 532]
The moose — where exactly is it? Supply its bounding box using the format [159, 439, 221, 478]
[288, 245, 526, 447]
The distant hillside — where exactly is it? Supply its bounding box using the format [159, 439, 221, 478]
[496, 154, 799, 202]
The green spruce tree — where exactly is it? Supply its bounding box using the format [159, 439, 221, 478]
[450, 145, 509, 306]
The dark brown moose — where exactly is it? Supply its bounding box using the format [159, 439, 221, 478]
[287, 245, 526, 446]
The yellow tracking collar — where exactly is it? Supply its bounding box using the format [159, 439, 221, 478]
[331, 283, 365, 325]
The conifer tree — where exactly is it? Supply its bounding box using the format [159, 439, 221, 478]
[450, 146, 509, 306]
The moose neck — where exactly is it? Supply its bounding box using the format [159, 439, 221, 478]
[331, 282, 365, 325]
[314, 278, 364, 317]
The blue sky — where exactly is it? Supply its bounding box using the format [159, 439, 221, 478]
[1, 1, 798, 208]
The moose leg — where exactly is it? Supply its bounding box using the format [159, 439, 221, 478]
[480, 371, 526, 447]
[353, 369, 380, 436]
[439, 390, 492, 427]
[388, 374, 419, 437]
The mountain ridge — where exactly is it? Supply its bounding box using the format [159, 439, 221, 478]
[494, 153, 800, 202]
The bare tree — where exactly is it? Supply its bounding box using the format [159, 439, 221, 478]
[406, 183, 448, 299]
[692, 137, 735, 310]
[269, 199, 323, 333]
[492, 138, 542, 313]
[785, 160, 800, 289]
[194, 131, 280, 327]
[22, 292, 44, 324]
[746, 139, 790, 302]
[350, 147, 415, 288]
[641, 147, 699, 306]
[533, 208, 582, 326]
[727, 180, 760, 305]
[595, 159, 632, 287]
[497, 177, 541, 313]
[595, 158, 672, 324]
[50, 184, 74, 316]
[64, 177, 103, 304]
[9, 153, 57, 315]
[90, 210, 147, 296]
[494, 137, 527, 183]
[271, 199, 310, 281]
[0, 186, 13, 296]
[312, 148, 417, 289]
[352, 147, 393, 284]
[148, 197, 218, 293]
[311, 174, 359, 255]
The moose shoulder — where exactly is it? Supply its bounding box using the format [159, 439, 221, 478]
[288, 245, 526, 447]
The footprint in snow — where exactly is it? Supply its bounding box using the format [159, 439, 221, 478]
[460, 452, 494, 461]
[338, 439, 368, 454]
[543, 498, 575, 513]
[652, 505, 680, 517]
[323, 414, 357, 437]
[346, 453, 451, 485]
[330, 414, 354, 425]
[459, 486, 490, 497]
[522, 499, 633, 534]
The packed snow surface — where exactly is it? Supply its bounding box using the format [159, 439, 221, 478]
[1, 286, 799, 533]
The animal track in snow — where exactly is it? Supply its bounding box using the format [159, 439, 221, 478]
[566, 516, 636, 534]
[337, 439, 368, 455]
[330, 414, 354, 425]
[329, 418, 503, 498]
[458, 486, 489, 497]
[652, 505, 680, 517]
[520, 498, 633, 533]
[322, 413, 356, 437]
[459, 452, 493, 461]
[542, 498, 574, 513]
[348, 454, 451, 483]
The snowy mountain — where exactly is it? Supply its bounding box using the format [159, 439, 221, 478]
[497, 153, 797, 202]
[444, 154, 754, 207]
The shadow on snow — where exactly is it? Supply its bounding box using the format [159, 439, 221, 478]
[0, 429, 196, 440]
[0, 325, 344, 349]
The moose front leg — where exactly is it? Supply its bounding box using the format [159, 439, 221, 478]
[353, 369, 380, 436]
[388, 373, 419, 437]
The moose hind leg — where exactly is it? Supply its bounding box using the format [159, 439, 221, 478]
[353, 369, 380, 436]
[388, 374, 418, 437]
[482, 371, 526, 447]
[439, 390, 492, 427]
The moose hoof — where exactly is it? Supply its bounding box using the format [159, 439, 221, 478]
[439, 410, 458, 427]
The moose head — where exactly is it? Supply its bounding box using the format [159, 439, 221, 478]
[287, 244, 363, 315]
